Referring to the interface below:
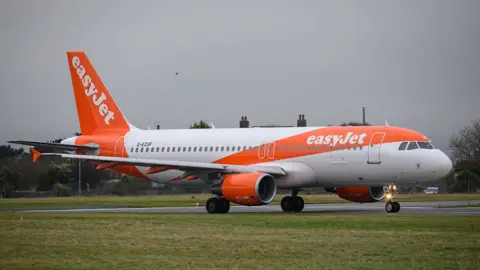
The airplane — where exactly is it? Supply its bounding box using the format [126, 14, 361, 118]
[8, 51, 453, 214]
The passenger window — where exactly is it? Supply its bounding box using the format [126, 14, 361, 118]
[146, 147, 149, 153]
[199, 147, 202, 152]
[130, 148, 134, 152]
[151, 147, 154, 152]
[162, 147, 165, 152]
[194, 147, 197, 152]
[221, 146, 224, 151]
[210, 146, 214, 152]
[407, 142, 418, 150]
[135, 148, 138, 153]
[188, 147, 191, 152]
[156, 147, 159, 152]
[398, 142, 408, 151]
[166, 147, 170, 152]
[141, 148, 144, 152]
[172, 147, 175, 152]
[243, 146, 247, 151]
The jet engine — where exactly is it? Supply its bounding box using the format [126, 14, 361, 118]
[211, 172, 277, 206]
[327, 186, 386, 203]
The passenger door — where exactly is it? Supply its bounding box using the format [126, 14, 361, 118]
[367, 132, 386, 164]
[258, 142, 276, 160]
[114, 136, 127, 157]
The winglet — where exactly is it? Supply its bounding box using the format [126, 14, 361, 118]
[30, 148, 41, 163]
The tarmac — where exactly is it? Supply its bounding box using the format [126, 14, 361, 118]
[8, 200, 480, 216]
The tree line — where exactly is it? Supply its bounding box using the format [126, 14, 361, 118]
[1, 119, 479, 197]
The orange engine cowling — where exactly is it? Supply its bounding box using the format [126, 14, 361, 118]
[211, 172, 277, 206]
[334, 186, 386, 203]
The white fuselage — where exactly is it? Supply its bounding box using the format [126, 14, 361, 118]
[71, 126, 453, 189]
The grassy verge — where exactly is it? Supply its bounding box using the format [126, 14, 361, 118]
[0, 212, 478, 269]
[1, 193, 480, 209]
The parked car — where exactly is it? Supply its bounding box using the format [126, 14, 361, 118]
[424, 187, 439, 194]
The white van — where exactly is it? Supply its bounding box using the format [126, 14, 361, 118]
[424, 187, 439, 194]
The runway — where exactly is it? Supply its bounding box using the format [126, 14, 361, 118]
[15, 200, 480, 216]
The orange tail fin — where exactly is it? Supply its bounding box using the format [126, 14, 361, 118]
[67, 51, 135, 135]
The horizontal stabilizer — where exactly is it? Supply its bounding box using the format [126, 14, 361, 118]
[8, 140, 98, 153]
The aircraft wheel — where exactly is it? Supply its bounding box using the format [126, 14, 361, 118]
[206, 197, 222, 213]
[385, 202, 394, 213]
[393, 202, 400, 213]
[281, 196, 294, 212]
[293, 196, 305, 212]
[219, 198, 230, 213]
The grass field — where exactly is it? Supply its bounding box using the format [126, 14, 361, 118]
[1, 193, 480, 209]
[0, 212, 479, 269]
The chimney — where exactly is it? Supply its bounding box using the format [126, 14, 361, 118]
[240, 116, 249, 128]
[297, 114, 307, 127]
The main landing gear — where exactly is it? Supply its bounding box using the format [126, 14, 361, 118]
[205, 197, 230, 214]
[281, 189, 305, 212]
[385, 184, 400, 213]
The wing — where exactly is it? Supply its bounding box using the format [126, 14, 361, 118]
[8, 140, 98, 153]
[33, 151, 287, 177]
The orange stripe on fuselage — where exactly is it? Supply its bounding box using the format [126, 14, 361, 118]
[213, 126, 429, 165]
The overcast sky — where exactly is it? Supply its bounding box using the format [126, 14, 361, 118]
[1, 0, 479, 151]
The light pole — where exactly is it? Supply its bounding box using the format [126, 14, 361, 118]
[362, 106, 366, 125]
[78, 159, 82, 196]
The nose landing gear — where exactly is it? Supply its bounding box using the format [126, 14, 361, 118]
[385, 184, 400, 213]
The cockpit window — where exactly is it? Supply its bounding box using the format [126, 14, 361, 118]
[398, 142, 408, 151]
[417, 142, 434, 149]
[407, 142, 419, 150]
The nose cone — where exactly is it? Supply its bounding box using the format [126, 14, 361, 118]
[436, 151, 453, 178]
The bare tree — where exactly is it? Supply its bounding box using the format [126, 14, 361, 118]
[449, 118, 480, 161]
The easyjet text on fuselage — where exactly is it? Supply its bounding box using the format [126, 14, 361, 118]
[71, 56, 115, 125]
[306, 132, 367, 146]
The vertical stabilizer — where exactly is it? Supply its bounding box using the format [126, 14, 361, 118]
[66, 51, 136, 135]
